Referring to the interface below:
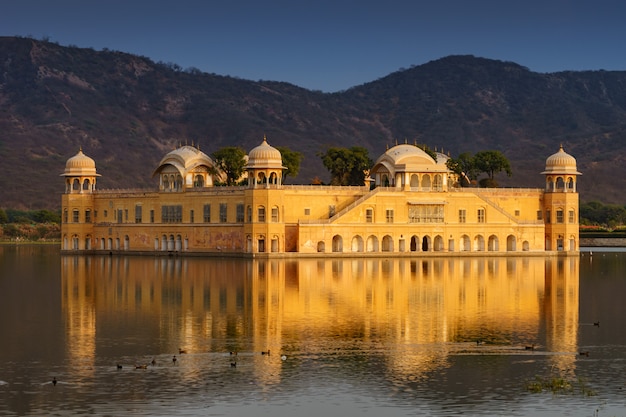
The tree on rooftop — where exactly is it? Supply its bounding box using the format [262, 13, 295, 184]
[318, 146, 372, 186]
[473, 150, 512, 187]
[276, 146, 303, 182]
[212, 146, 247, 186]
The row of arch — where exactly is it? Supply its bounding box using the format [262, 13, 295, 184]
[318, 234, 525, 253]
[63, 234, 191, 252]
[379, 172, 445, 191]
[545, 175, 576, 192]
[64, 177, 95, 194]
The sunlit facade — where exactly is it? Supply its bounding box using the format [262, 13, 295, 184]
[61, 139, 580, 256]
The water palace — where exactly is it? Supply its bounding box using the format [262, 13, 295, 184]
[61, 139, 580, 256]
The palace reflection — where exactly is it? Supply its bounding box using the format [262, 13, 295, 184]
[61, 255, 579, 381]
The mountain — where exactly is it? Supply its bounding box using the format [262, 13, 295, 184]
[1, 36, 626, 209]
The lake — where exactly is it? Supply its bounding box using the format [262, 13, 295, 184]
[0, 245, 624, 416]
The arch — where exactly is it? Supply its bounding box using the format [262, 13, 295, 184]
[567, 177, 575, 191]
[569, 235, 576, 251]
[82, 178, 91, 191]
[257, 172, 267, 184]
[154, 238, 159, 250]
[72, 234, 79, 250]
[246, 235, 252, 253]
[332, 235, 343, 252]
[124, 235, 129, 250]
[556, 177, 565, 190]
[351, 235, 364, 252]
[433, 174, 442, 191]
[115, 238, 120, 250]
[474, 235, 485, 251]
[72, 178, 80, 191]
[100, 238, 105, 250]
[168, 234, 175, 251]
[382, 235, 394, 252]
[194, 174, 204, 188]
[271, 236, 279, 252]
[410, 235, 419, 252]
[421, 175, 431, 191]
[434, 235, 444, 251]
[175, 235, 182, 251]
[522, 240, 530, 251]
[410, 174, 419, 190]
[488, 235, 499, 251]
[460, 234, 471, 251]
[271, 205, 279, 222]
[317, 241, 326, 253]
[366, 235, 379, 252]
[161, 234, 167, 251]
[506, 235, 517, 251]
[107, 238, 113, 250]
[381, 174, 390, 187]
[269, 172, 279, 185]
[421, 235, 431, 251]
[85, 236, 92, 250]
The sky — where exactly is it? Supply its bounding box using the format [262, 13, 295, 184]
[2, 0, 626, 92]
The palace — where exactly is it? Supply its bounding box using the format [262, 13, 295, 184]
[61, 138, 580, 256]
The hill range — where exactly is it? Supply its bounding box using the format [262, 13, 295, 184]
[1, 36, 626, 209]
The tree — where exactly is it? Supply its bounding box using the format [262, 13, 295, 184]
[446, 152, 477, 186]
[276, 146, 303, 182]
[473, 150, 512, 187]
[212, 146, 247, 186]
[319, 146, 372, 186]
[0, 209, 7, 224]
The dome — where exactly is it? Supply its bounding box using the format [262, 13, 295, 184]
[372, 144, 447, 174]
[542, 145, 581, 175]
[153, 145, 216, 177]
[246, 137, 284, 169]
[377, 144, 435, 166]
[61, 148, 99, 176]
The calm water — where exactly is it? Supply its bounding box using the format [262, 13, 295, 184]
[0, 245, 624, 417]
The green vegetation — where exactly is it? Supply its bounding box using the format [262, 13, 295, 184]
[276, 146, 303, 182]
[446, 150, 512, 187]
[525, 375, 596, 397]
[0, 208, 61, 242]
[212, 147, 247, 186]
[318, 146, 372, 186]
[580, 201, 626, 229]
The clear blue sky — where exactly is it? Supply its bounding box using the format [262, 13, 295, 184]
[3, 0, 625, 92]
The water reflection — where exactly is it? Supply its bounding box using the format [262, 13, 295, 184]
[61, 256, 580, 383]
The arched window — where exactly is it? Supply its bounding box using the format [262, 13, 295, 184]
[421, 175, 431, 191]
[351, 235, 364, 252]
[556, 177, 565, 190]
[366, 235, 379, 252]
[194, 175, 204, 188]
[433, 174, 442, 191]
[410, 174, 419, 190]
[332, 235, 343, 252]
[382, 235, 393, 252]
